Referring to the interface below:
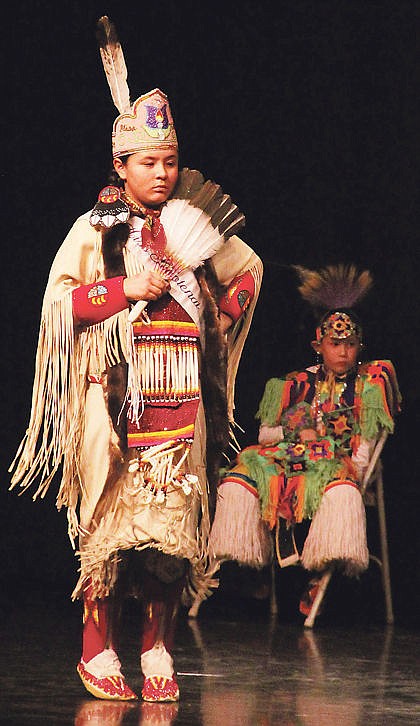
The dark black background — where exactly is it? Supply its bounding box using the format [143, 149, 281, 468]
[2, 1, 419, 626]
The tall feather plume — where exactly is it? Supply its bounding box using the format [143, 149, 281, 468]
[293, 264, 373, 310]
[96, 16, 131, 114]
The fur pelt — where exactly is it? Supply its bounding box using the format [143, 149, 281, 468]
[196, 262, 229, 519]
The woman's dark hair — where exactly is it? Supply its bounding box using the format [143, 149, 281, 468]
[108, 156, 130, 187]
[107, 152, 182, 190]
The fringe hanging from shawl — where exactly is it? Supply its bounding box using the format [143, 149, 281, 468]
[9, 289, 129, 509]
[301, 481, 369, 576]
[256, 377, 289, 426]
[302, 459, 342, 519]
[238, 447, 279, 523]
[360, 375, 398, 439]
[9, 292, 82, 501]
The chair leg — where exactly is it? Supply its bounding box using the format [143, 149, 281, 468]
[304, 569, 333, 628]
[375, 469, 394, 624]
[270, 559, 278, 615]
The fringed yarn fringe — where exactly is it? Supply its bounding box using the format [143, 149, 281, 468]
[209, 483, 272, 566]
[256, 378, 288, 426]
[303, 460, 341, 519]
[301, 482, 369, 576]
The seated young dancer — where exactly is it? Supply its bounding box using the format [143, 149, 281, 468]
[9, 18, 262, 702]
[208, 264, 401, 616]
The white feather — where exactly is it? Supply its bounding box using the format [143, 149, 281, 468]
[97, 16, 131, 114]
[160, 199, 225, 269]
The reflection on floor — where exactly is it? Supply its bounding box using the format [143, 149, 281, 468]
[1, 589, 419, 725]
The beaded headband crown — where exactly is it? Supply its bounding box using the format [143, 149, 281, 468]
[96, 16, 178, 158]
[293, 264, 373, 341]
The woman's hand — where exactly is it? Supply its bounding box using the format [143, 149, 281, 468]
[299, 428, 318, 443]
[123, 271, 170, 302]
[258, 424, 284, 446]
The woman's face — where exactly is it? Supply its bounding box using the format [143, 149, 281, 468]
[113, 149, 179, 208]
[314, 335, 361, 376]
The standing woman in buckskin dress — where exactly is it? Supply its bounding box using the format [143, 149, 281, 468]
[9, 17, 262, 703]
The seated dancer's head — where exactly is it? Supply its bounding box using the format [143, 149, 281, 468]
[311, 309, 363, 376]
[294, 264, 373, 377]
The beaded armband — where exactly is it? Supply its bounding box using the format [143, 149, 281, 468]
[72, 276, 128, 326]
[219, 270, 255, 323]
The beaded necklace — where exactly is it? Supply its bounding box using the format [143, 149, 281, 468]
[311, 364, 361, 436]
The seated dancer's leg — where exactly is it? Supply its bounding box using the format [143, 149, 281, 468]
[210, 475, 272, 567]
[140, 550, 186, 702]
[298, 480, 369, 617]
[301, 480, 369, 576]
[77, 580, 137, 700]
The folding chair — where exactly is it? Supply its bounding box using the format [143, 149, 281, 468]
[276, 429, 394, 627]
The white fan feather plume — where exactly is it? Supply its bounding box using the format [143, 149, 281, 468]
[96, 16, 131, 114]
[128, 179, 245, 322]
[160, 200, 224, 266]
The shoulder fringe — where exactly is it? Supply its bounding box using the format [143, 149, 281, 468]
[9, 291, 129, 505]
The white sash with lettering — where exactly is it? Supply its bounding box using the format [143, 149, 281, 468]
[126, 217, 203, 328]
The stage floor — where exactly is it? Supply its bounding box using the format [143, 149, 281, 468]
[1, 589, 419, 726]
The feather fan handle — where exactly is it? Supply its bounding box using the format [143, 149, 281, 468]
[129, 173, 245, 326]
[96, 16, 131, 114]
[293, 264, 373, 309]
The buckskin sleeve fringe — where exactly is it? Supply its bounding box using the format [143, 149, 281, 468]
[9, 291, 129, 509]
[9, 291, 81, 501]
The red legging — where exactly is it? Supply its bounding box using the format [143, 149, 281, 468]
[81, 581, 113, 663]
[140, 571, 185, 654]
[81, 571, 185, 662]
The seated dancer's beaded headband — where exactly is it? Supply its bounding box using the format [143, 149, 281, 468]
[293, 264, 373, 342]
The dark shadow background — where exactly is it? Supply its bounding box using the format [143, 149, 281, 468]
[2, 1, 419, 627]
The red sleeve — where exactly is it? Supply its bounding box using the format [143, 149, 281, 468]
[72, 276, 128, 326]
[218, 270, 255, 323]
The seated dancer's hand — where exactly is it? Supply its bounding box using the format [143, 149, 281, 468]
[123, 271, 170, 301]
[258, 424, 284, 446]
[299, 428, 318, 442]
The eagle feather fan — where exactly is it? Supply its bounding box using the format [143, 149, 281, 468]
[128, 184, 245, 322]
